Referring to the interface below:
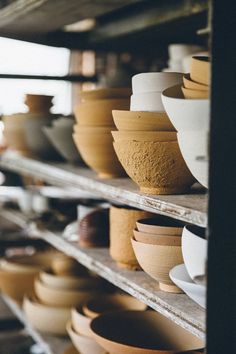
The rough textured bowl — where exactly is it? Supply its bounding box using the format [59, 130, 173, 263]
[74, 99, 130, 126]
[51, 255, 88, 276]
[169, 264, 206, 308]
[74, 125, 115, 134]
[136, 216, 184, 236]
[73, 133, 125, 179]
[23, 295, 71, 335]
[182, 225, 207, 282]
[190, 56, 210, 85]
[112, 131, 177, 142]
[109, 205, 153, 269]
[25, 94, 53, 113]
[67, 321, 106, 354]
[131, 237, 183, 292]
[83, 294, 147, 319]
[80, 88, 131, 101]
[112, 110, 175, 131]
[72, 306, 92, 337]
[133, 229, 181, 246]
[91, 310, 204, 353]
[161, 85, 210, 131]
[132, 72, 183, 94]
[183, 74, 209, 91]
[130, 92, 164, 112]
[113, 140, 195, 195]
[177, 131, 208, 187]
[181, 86, 209, 99]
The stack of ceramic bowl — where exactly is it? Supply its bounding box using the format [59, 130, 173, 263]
[73, 88, 130, 178]
[170, 225, 207, 308]
[163, 44, 204, 72]
[112, 73, 195, 195]
[69, 293, 146, 354]
[162, 56, 210, 188]
[131, 216, 184, 293]
[43, 116, 81, 163]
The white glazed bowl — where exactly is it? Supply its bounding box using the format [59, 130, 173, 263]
[168, 44, 204, 60]
[132, 72, 183, 94]
[130, 92, 164, 112]
[182, 225, 207, 282]
[169, 264, 206, 308]
[177, 131, 209, 187]
[161, 85, 210, 131]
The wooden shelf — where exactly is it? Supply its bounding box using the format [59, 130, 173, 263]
[0, 209, 206, 340]
[0, 152, 207, 226]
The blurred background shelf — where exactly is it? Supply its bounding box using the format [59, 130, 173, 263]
[0, 73, 97, 82]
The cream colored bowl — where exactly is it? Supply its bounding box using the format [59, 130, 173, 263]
[71, 306, 92, 337]
[133, 229, 181, 246]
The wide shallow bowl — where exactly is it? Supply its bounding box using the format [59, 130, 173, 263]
[113, 140, 195, 195]
[73, 133, 125, 179]
[132, 72, 183, 94]
[190, 56, 210, 85]
[169, 264, 206, 308]
[136, 216, 183, 236]
[74, 125, 115, 134]
[25, 94, 53, 113]
[177, 131, 208, 187]
[91, 310, 204, 353]
[51, 255, 88, 276]
[67, 321, 106, 354]
[112, 110, 175, 131]
[112, 131, 177, 142]
[181, 86, 209, 99]
[161, 85, 210, 131]
[83, 294, 147, 319]
[74, 99, 130, 126]
[80, 88, 131, 101]
[23, 295, 71, 335]
[72, 306, 92, 337]
[182, 225, 207, 282]
[130, 92, 164, 112]
[133, 229, 181, 246]
[183, 74, 209, 91]
[131, 237, 183, 292]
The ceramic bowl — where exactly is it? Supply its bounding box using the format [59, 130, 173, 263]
[168, 44, 204, 60]
[109, 205, 153, 270]
[71, 306, 92, 337]
[91, 310, 204, 353]
[177, 131, 208, 187]
[136, 216, 184, 236]
[183, 74, 209, 91]
[132, 72, 183, 94]
[181, 86, 209, 99]
[83, 294, 147, 319]
[80, 88, 131, 101]
[63, 345, 79, 354]
[112, 131, 177, 142]
[169, 264, 206, 308]
[182, 225, 207, 282]
[130, 92, 164, 112]
[23, 295, 71, 335]
[161, 85, 210, 131]
[67, 321, 106, 354]
[74, 99, 130, 126]
[2, 114, 30, 153]
[112, 110, 175, 131]
[73, 125, 114, 134]
[51, 255, 88, 276]
[190, 56, 210, 85]
[25, 94, 53, 113]
[133, 229, 181, 246]
[131, 237, 183, 292]
[113, 140, 195, 195]
[73, 133, 125, 179]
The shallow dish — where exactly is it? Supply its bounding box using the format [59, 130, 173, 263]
[136, 216, 183, 236]
[183, 74, 209, 91]
[111, 131, 177, 142]
[190, 56, 210, 85]
[71, 306, 92, 337]
[133, 229, 181, 246]
[130, 92, 164, 111]
[132, 72, 183, 94]
[80, 88, 131, 101]
[181, 86, 209, 99]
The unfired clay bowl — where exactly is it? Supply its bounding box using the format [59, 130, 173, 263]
[71, 306, 92, 337]
[183, 74, 209, 91]
[74, 125, 115, 134]
[136, 216, 184, 236]
[190, 56, 210, 85]
[181, 86, 209, 99]
[91, 310, 204, 354]
[111, 131, 177, 142]
[80, 88, 131, 101]
[113, 140, 195, 195]
[133, 229, 181, 246]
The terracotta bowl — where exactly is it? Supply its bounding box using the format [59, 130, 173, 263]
[25, 94, 53, 113]
[182, 225, 207, 282]
[181, 86, 209, 99]
[133, 229, 181, 246]
[130, 92, 164, 112]
[80, 88, 131, 101]
[51, 255, 88, 276]
[112, 131, 177, 142]
[74, 99, 130, 126]
[74, 125, 115, 134]
[109, 205, 153, 270]
[23, 295, 71, 335]
[131, 237, 183, 292]
[132, 72, 183, 94]
[183, 74, 209, 91]
[67, 321, 106, 354]
[190, 56, 210, 85]
[136, 216, 184, 236]
[112, 110, 175, 131]
[161, 85, 210, 131]
[83, 294, 147, 319]
[91, 310, 204, 354]
[113, 140, 195, 195]
[71, 306, 92, 337]
[73, 133, 125, 179]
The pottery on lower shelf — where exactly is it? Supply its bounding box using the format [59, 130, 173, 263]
[133, 229, 181, 246]
[90, 310, 204, 354]
[136, 216, 184, 236]
[109, 205, 153, 270]
[131, 237, 183, 292]
[80, 88, 131, 101]
[190, 56, 210, 85]
[72, 306, 93, 337]
[169, 264, 206, 308]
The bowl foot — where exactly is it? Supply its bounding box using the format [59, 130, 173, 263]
[116, 261, 141, 271]
[140, 186, 191, 195]
[159, 282, 183, 293]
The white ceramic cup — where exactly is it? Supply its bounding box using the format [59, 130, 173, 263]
[132, 72, 183, 94]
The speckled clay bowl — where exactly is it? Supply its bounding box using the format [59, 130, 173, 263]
[190, 56, 210, 85]
[112, 131, 177, 142]
[113, 139, 195, 195]
[91, 310, 204, 354]
[80, 88, 131, 101]
[74, 125, 115, 134]
[133, 229, 181, 246]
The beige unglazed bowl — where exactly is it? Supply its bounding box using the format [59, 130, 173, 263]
[112, 110, 175, 131]
[181, 86, 209, 99]
[73, 125, 115, 134]
[74, 98, 130, 126]
[190, 56, 210, 85]
[111, 131, 177, 142]
[183, 74, 209, 91]
[136, 216, 183, 236]
[80, 88, 131, 101]
[71, 306, 92, 337]
[113, 140, 195, 195]
[73, 133, 125, 179]
[131, 237, 184, 293]
[23, 295, 71, 335]
[133, 229, 181, 246]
